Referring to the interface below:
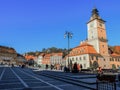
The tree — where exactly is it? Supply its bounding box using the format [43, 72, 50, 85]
[88, 61, 93, 70]
[28, 59, 34, 66]
[92, 61, 99, 70]
[112, 64, 116, 70]
[26, 47, 71, 57]
[42, 48, 46, 53]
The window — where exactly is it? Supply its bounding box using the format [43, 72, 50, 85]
[118, 58, 119, 61]
[99, 23, 102, 27]
[117, 65, 119, 68]
[72, 58, 74, 61]
[117, 58, 119, 61]
[110, 58, 112, 61]
[91, 56, 94, 60]
[81, 48, 84, 53]
[115, 58, 117, 61]
[76, 57, 78, 60]
[96, 56, 98, 60]
[84, 64, 86, 68]
[119, 58, 120, 62]
[112, 58, 114, 61]
[102, 45, 104, 48]
[79, 57, 81, 60]
[83, 56, 86, 60]
[76, 51, 78, 54]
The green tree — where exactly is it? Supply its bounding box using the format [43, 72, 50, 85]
[112, 64, 116, 70]
[89, 61, 93, 69]
[92, 61, 99, 70]
[42, 48, 46, 53]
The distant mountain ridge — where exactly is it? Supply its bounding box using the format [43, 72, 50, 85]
[0, 45, 16, 54]
[0, 45, 120, 55]
[25, 46, 120, 56]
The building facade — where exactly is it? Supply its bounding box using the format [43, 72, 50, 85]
[0, 46, 17, 65]
[67, 8, 120, 69]
[42, 54, 51, 65]
[35, 53, 45, 66]
[50, 53, 63, 65]
[16, 54, 27, 65]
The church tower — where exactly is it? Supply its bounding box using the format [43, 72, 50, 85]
[87, 8, 109, 56]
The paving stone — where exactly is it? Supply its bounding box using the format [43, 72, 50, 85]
[0, 83, 25, 89]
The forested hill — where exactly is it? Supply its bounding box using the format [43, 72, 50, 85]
[25, 46, 120, 56]
[25, 47, 70, 57]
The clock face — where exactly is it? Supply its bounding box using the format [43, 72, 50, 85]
[90, 23, 93, 27]
[90, 22, 94, 28]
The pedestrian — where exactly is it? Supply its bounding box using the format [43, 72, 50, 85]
[77, 64, 80, 72]
[46, 64, 48, 70]
[73, 62, 79, 73]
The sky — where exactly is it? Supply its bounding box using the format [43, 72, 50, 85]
[0, 0, 120, 54]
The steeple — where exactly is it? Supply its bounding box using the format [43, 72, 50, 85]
[92, 8, 99, 18]
[90, 8, 100, 20]
[89, 8, 105, 22]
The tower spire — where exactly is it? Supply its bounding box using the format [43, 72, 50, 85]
[92, 8, 99, 17]
[88, 8, 105, 23]
[91, 8, 100, 20]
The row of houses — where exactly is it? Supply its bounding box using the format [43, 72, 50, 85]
[24, 52, 65, 69]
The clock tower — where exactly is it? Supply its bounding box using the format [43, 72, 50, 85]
[87, 8, 109, 56]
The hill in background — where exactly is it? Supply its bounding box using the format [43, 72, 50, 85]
[25, 46, 120, 56]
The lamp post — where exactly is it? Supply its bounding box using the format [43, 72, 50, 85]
[64, 31, 73, 71]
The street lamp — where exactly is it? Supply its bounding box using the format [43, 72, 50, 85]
[64, 31, 73, 71]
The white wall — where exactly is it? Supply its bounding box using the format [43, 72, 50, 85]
[69, 54, 90, 69]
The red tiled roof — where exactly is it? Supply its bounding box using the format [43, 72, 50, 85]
[24, 55, 35, 60]
[69, 42, 98, 56]
[110, 53, 120, 57]
[51, 52, 63, 56]
[114, 46, 120, 50]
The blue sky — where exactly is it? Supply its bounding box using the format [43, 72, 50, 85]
[0, 0, 120, 54]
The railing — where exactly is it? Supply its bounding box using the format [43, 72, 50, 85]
[96, 74, 116, 90]
[96, 80, 116, 90]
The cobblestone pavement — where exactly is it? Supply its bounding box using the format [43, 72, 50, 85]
[0, 66, 90, 90]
